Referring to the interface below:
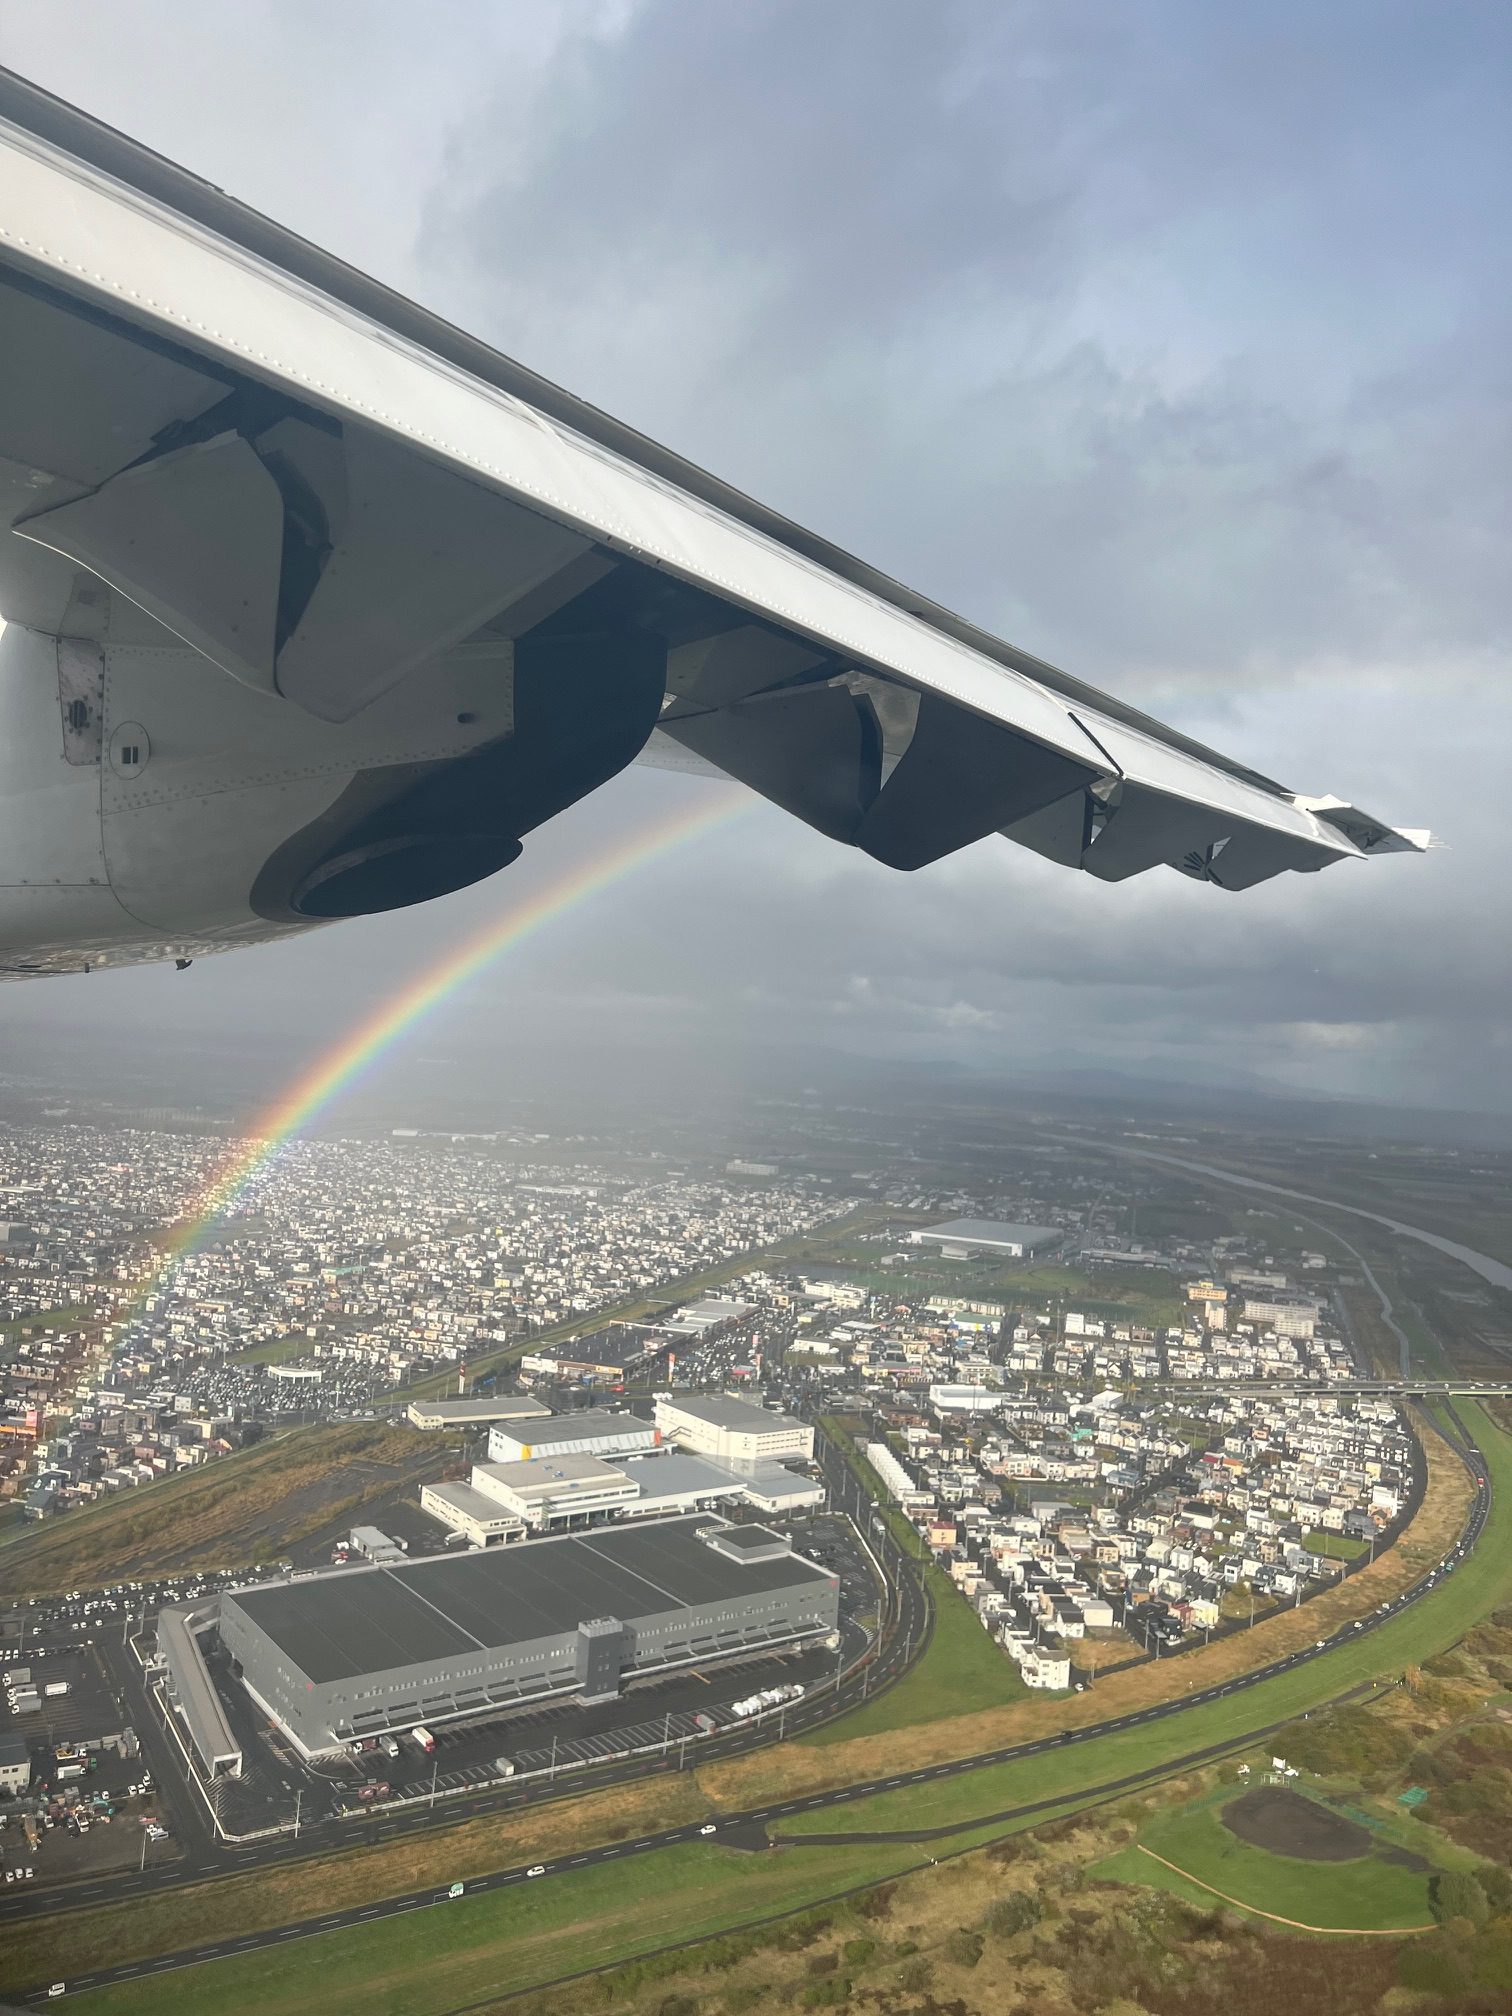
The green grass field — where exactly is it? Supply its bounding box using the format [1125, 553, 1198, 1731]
[776, 1399, 1512, 1840]
[46, 1827, 1024, 2016]
[1306, 1530, 1369, 1562]
[0, 1301, 93, 1335]
[18, 1406, 1508, 2010]
[1092, 1785, 1439, 1930]
[234, 1335, 319, 1367]
[804, 1562, 1027, 1745]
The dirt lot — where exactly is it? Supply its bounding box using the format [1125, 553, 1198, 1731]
[1222, 1785, 1371, 1861]
[0, 1423, 438, 1596]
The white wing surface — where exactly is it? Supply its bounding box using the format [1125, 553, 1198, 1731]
[0, 69, 1426, 976]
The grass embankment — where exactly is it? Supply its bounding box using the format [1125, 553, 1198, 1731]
[397, 1206, 893, 1400]
[0, 1421, 430, 1596]
[706, 1401, 1503, 1818]
[0, 1777, 710, 1995]
[11, 1417, 1503, 2007]
[802, 1419, 1028, 1739]
[807, 1561, 1028, 1744]
[39, 1841, 933, 2016]
[1091, 1784, 1444, 1932]
[42, 1763, 1464, 2016]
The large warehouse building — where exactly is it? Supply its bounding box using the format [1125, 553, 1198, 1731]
[486, 1409, 660, 1464]
[421, 1443, 824, 1545]
[654, 1394, 813, 1465]
[406, 1395, 551, 1432]
[218, 1516, 838, 1758]
[909, 1219, 1062, 1260]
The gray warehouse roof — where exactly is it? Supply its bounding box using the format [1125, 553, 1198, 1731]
[158, 1603, 242, 1772]
[492, 1409, 653, 1446]
[226, 1517, 833, 1686]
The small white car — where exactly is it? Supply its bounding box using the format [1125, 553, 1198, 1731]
[699, 1824, 717, 1836]
[526, 1865, 546, 1878]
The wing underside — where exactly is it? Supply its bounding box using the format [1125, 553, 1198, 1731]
[0, 66, 1427, 909]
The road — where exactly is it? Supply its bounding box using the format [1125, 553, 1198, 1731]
[1, 1462, 929, 1920]
[17, 1404, 1490, 2003]
[1088, 1379, 1512, 1397]
[1087, 1142, 1512, 1294]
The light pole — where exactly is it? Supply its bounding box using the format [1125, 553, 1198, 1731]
[293, 1789, 302, 1838]
[430, 1757, 438, 1808]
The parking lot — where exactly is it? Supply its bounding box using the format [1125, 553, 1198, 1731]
[191, 1509, 880, 1830]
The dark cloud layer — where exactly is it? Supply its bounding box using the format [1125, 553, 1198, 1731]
[1, 0, 1508, 1117]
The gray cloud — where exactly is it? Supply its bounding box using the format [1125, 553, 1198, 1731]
[1, 0, 1508, 1118]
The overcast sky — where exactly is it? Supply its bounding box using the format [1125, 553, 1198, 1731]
[2, 1, 1508, 1121]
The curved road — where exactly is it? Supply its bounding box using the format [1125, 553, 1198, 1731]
[1092, 1143, 1512, 1293]
[20, 1407, 1490, 2004]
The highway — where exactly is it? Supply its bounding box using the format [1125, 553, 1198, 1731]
[0, 1447, 930, 1921]
[17, 1403, 1491, 2004]
[1102, 1378, 1512, 1397]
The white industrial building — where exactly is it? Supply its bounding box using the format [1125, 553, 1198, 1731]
[468, 1452, 641, 1529]
[487, 1409, 660, 1465]
[865, 1441, 934, 1509]
[620, 1449, 823, 1518]
[407, 1395, 551, 1431]
[657, 1296, 755, 1341]
[929, 1384, 1001, 1415]
[1240, 1298, 1320, 1340]
[910, 1219, 1061, 1260]
[418, 1479, 526, 1547]
[654, 1394, 813, 1465]
[420, 1441, 822, 1546]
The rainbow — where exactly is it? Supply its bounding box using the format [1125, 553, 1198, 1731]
[127, 787, 741, 1324]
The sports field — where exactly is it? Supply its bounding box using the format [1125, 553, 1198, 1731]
[1091, 1781, 1445, 1931]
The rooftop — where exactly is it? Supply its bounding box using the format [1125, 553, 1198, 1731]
[408, 1396, 550, 1422]
[914, 1219, 1061, 1248]
[477, 1452, 632, 1498]
[660, 1394, 806, 1434]
[491, 1409, 656, 1447]
[224, 1516, 833, 1685]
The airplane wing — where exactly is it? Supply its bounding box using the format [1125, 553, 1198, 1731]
[0, 68, 1427, 975]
